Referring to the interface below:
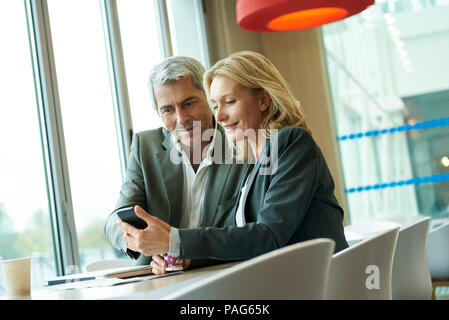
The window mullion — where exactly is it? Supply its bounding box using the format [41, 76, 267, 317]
[155, 0, 173, 58]
[193, 0, 211, 68]
[101, 0, 133, 178]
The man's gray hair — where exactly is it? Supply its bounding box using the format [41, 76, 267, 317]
[148, 56, 206, 113]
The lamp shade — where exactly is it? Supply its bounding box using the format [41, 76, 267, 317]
[236, 0, 374, 32]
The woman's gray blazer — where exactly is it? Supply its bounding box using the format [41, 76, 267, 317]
[178, 126, 348, 260]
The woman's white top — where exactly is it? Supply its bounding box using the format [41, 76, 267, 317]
[235, 184, 248, 227]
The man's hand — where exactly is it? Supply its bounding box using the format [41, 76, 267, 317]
[116, 205, 171, 256]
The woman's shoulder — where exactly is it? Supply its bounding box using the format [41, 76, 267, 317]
[273, 126, 314, 146]
[264, 126, 318, 162]
[277, 125, 310, 135]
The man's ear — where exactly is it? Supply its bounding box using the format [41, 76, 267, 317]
[259, 90, 271, 112]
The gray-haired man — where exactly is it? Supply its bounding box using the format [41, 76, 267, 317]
[104, 56, 247, 269]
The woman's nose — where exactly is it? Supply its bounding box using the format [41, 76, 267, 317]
[215, 105, 227, 124]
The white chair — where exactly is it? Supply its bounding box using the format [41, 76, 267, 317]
[430, 218, 449, 230]
[427, 221, 449, 299]
[327, 227, 399, 300]
[84, 259, 135, 272]
[162, 238, 335, 300]
[344, 220, 401, 246]
[428, 220, 449, 280]
[391, 217, 432, 299]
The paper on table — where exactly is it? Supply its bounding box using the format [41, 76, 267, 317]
[47, 271, 184, 290]
[42, 265, 153, 285]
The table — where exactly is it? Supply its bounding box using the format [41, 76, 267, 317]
[2, 262, 238, 300]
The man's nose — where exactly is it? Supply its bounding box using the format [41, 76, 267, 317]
[176, 108, 190, 126]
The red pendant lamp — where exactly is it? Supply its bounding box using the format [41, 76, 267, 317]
[236, 0, 374, 32]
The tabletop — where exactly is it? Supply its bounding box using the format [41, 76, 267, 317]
[2, 262, 238, 300]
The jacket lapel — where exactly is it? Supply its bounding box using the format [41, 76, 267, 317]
[202, 126, 230, 226]
[239, 138, 272, 224]
[156, 130, 183, 227]
[202, 163, 232, 226]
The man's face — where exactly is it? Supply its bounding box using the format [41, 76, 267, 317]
[154, 77, 213, 146]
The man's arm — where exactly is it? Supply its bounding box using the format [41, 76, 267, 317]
[104, 133, 147, 260]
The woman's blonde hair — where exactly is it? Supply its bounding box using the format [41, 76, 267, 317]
[203, 51, 311, 138]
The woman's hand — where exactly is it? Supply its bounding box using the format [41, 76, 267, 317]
[150, 254, 167, 275]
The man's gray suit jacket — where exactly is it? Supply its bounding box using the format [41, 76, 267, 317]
[104, 127, 247, 266]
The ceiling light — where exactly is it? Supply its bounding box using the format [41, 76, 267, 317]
[236, 0, 375, 32]
[441, 156, 449, 168]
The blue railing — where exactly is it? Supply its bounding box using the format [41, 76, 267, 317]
[337, 117, 449, 141]
[345, 172, 449, 193]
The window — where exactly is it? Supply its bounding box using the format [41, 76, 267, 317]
[0, 0, 56, 293]
[116, 0, 211, 134]
[0, 0, 210, 280]
[116, 0, 164, 133]
[166, 0, 210, 67]
[322, 0, 449, 224]
[47, 0, 124, 269]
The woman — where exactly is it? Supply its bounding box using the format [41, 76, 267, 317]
[122, 51, 348, 274]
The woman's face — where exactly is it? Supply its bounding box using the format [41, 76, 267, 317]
[209, 75, 269, 143]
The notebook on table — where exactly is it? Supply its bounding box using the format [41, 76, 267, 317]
[42, 265, 153, 286]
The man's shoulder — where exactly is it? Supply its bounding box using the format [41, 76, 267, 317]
[133, 127, 170, 147]
[135, 127, 167, 140]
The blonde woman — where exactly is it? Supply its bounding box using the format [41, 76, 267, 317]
[120, 51, 348, 274]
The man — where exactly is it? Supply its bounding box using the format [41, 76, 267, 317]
[104, 56, 246, 268]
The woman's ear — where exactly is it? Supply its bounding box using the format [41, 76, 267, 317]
[259, 90, 271, 112]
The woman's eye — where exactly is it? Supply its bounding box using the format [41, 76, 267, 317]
[226, 100, 235, 105]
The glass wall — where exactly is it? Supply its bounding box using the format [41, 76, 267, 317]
[166, 0, 210, 67]
[116, 0, 164, 133]
[322, 0, 449, 225]
[116, 0, 211, 134]
[0, 0, 56, 294]
[47, 0, 125, 269]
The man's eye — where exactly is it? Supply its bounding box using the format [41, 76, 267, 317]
[184, 100, 196, 107]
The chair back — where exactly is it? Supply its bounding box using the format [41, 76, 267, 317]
[428, 221, 449, 280]
[162, 238, 335, 300]
[327, 227, 399, 300]
[391, 217, 432, 299]
[344, 220, 400, 246]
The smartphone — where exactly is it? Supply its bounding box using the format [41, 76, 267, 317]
[116, 206, 148, 229]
